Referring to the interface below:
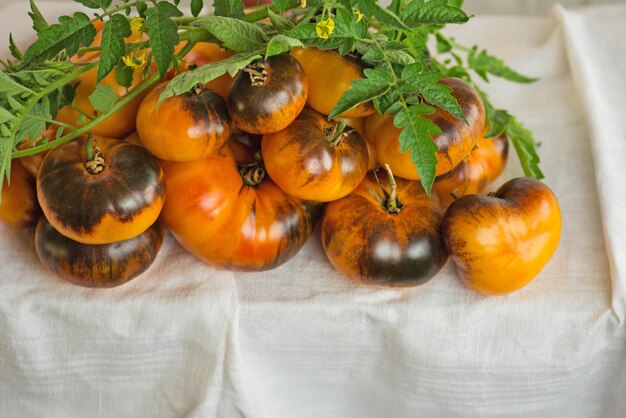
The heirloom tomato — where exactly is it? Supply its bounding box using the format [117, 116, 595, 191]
[290, 47, 375, 118]
[0, 161, 41, 229]
[37, 137, 165, 245]
[262, 108, 369, 202]
[338, 117, 376, 170]
[176, 42, 234, 99]
[160, 144, 321, 271]
[136, 82, 231, 161]
[433, 133, 509, 207]
[36, 217, 164, 288]
[227, 53, 308, 134]
[322, 166, 448, 286]
[441, 178, 561, 295]
[374, 78, 486, 180]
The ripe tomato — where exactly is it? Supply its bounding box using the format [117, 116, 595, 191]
[136, 82, 231, 161]
[322, 166, 448, 286]
[36, 217, 164, 288]
[176, 42, 234, 99]
[374, 78, 486, 180]
[0, 161, 41, 229]
[262, 108, 369, 202]
[290, 47, 375, 118]
[338, 116, 376, 170]
[37, 137, 165, 245]
[227, 53, 308, 134]
[441, 177, 561, 295]
[433, 133, 509, 207]
[160, 145, 321, 271]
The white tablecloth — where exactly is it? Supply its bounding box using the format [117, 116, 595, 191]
[1, 2, 625, 417]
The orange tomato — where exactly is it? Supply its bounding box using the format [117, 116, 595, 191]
[0, 161, 41, 228]
[175, 42, 235, 99]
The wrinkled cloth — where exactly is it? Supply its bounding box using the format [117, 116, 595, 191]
[0, 2, 625, 417]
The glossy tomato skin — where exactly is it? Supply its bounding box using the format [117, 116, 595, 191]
[160, 147, 321, 271]
[36, 217, 164, 288]
[338, 116, 376, 170]
[433, 133, 509, 207]
[290, 47, 375, 118]
[262, 108, 369, 202]
[37, 137, 165, 245]
[322, 170, 448, 286]
[0, 161, 41, 229]
[136, 82, 231, 161]
[227, 53, 308, 134]
[375, 78, 486, 180]
[177, 42, 234, 99]
[441, 177, 561, 295]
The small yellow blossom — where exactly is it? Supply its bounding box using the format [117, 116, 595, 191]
[353, 8, 364, 22]
[300, 0, 307, 7]
[122, 52, 146, 69]
[130, 17, 144, 32]
[316, 18, 335, 39]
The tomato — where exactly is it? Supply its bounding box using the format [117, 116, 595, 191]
[322, 167, 448, 286]
[0, 161, 41, 229]
[338, 116, 376, 170]
[441, 177, 561, 295]
[433, 133, 509, 207]
[227, 53, 308, 134]
[176, 42, 234, 99]
[37, 137, 165, 245]
[16, 125, 58, 178]
[160, 146, 321, 271]
[262, 108, 369, 202]
[136, 82, 231, 161]
[290, 47, 375, 118]
[374, 78, 486, 180]
[36, 217, 164, 288]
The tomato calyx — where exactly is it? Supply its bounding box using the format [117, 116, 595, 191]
[242, 61, 268, 87]
[325, 120, 354, 147]
[85, 136, 106, 175]
[238, 151, 266, 187]
[369, 164, 404, 215]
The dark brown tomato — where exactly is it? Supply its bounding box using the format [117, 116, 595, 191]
[322, 168, 448, 287]
[262, 108, 369, 202]
[227, 53, 308, 134]
[37, 137, 166, 245]
[136, 82, 231, 161]
[0, 161, 41, 228]
[36, 217, 164, 288]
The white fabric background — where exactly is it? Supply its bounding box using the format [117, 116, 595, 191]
[0, 1, 625, 417]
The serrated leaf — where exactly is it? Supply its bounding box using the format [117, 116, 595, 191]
[435, 33, 452, 54]
[22, 12, 96, 68]
[191, 0, 203, 17]
[59, 83, 77, 109]
[0, 136, 12, 201]
[358, 0, 409, 30]
[402, 0, 469, 25]
[374, 89, 400, 115]
[485, 109, 509, 138]
[136, 1, 148, 17]
[97, 15, 132, 82]
[265, 35, 302, 58]
[329, 69, 392, 119]
[0, 107, 13, 124]
[268, 9, 295, 33]
[159, 51, 262, 104]
[448, 0, 464, 6]
[9, 35, 23, 61]
[506, 116, 543, 179]
[29, 0, 49, 33]
[145, 1, 183, 80]
[468, 48, 537, 84]
[394, 104, 441, 194]
[0, 72, 33, 97]
[272, 0, 300, 13]
[213, 0, 245, 20]
[74, 0, 113, 9]
[286, 23, 354, 55]
[115, 61, 134, 88]
[194, 16, 268, 53]
[88, 84, 118, 113]
[15, 100, 49, 145]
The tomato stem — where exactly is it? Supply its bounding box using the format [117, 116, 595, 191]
[383, 164, 403, 214]
[243, 62, 268, 86]
[85, 136, 106, 175]
[239, 151, 266, 187]
[327, 120, 352, 146]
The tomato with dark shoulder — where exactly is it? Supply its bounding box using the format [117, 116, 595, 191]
[136, 82, 231, 161]
[322, 167, 448, 286]
[36, 217, 164, 288]
[0, 161, 41, 229]
[37, 137, 165, 245]
[262, 108, 369, 202]
[227, 53, 308, 134]
[290, 47, 375, 118]
[160, 145, 321, 271]
[374, 77, 486, 180]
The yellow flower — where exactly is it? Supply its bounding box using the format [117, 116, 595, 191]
[300, 0, 307, 7]
[122, 52, 146, 69]
[353, 8, 364, 23]
[130, 17, 144, 32]
[316, 18, 335, 39]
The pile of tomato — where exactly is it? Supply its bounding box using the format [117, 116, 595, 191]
[0, 40, 562, 295]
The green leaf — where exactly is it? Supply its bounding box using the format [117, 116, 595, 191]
[0, 136, 12, 200]
[115, 61, 134, 88]
[0, 107, 14, 124]
[145, 1, 183, 80]
[448, 0, 464, 7]
[136, 1, 148, 18]
[359, 0, 409, 30]
[265, 35, 302, 58]
[22, 13, 96, 68]
[329, 69, 392, 119]
[97, 15, 132, 82]
[9, 35, 23, 61]
[194, 16, 268, 53]
[268, 9, 296, 32]
[402, 0, 469, 25]
[286, 23, 354, 55]
[486, 109, 509, 138]
[74, 0, 113, 9]
[213, 0, 245, 20]
[272, 0, 300, 13]
[159, 51, 262, 104]
[506, 116, 544, 179]
[0, 72, 33, 97]
[88, 84, 118, 113]
[468, 48, 537, 83]
[15, 100, 49, 145]
[191, 0, 204, 17]
[28, 0, 49, 33]
[374, 89, 400, 115]
[435, 33, 452, 54]
[394, 104, 441, 194]
[59, 83, 77, 109]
